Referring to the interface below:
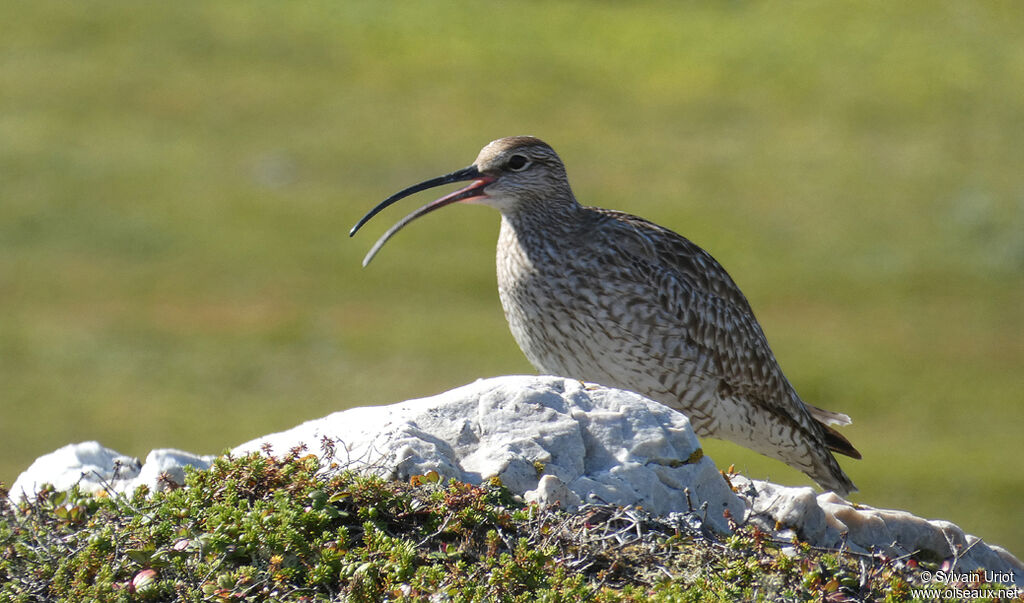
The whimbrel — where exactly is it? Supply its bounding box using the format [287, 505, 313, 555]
[350, 136, 860, 494]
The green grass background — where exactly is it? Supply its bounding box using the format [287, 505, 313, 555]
[3, 1, 1022, 556]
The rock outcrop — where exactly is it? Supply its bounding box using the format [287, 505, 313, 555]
[10, 375, 1021, 586]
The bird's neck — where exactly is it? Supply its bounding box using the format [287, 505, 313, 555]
[497, 195, 589, 268]
[500, 193, 583, 236]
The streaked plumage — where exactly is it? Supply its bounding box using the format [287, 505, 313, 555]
[351, 136, 860, 494]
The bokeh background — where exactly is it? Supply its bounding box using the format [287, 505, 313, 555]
[3, 2, 1022, 555]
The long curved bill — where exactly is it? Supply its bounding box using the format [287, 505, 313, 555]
[349, 166, 493, 267]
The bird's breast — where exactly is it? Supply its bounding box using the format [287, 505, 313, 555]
[494, 218, 707, 399]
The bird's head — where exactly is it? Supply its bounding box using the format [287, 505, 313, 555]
[350, 136, 575, 266]
[469, 136, 571, 211]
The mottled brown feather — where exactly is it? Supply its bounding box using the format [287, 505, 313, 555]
[360, 136, 860, 494]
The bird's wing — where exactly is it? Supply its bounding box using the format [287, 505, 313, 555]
[593, 209, 759, 312]
[591, 208, 825, 433]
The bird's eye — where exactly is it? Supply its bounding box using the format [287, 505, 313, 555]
[507, 154, 530, 171]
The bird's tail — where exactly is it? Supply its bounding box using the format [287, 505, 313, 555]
[805, 403, 860, 493]
[806, 402, 860, 457]
[819, 423, 861, 459]
[808, 450, 858, 496]
[805, 402, 851, 426]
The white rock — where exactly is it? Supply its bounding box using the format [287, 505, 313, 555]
[10, 442, 140, 498]
[10, 443, 213, 499]
[128, 449, 217, 492]
[524, 475, 582, 508]
[735, 477, 835, 546]
[735, 477, 1024, 586]
[233, 375, 744, 532]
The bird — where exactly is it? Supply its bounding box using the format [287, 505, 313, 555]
[350, 136, 860, 495]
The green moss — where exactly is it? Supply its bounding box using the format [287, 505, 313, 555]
[5, 452, 1005, 602]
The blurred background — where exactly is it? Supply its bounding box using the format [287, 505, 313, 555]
[2, 2, 1021, 555]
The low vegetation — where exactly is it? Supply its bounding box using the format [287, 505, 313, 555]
[4, 449, 1011, 602]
